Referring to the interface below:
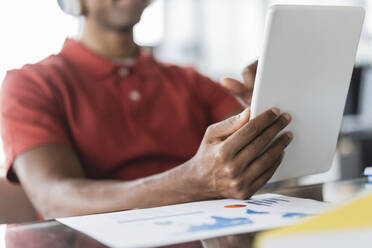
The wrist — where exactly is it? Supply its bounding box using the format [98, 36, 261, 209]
[174, 156, 214, 202]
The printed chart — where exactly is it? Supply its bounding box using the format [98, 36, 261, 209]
[58, 194, 331, 248]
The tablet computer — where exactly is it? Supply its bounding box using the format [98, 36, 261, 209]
[250, 5, 365, 183]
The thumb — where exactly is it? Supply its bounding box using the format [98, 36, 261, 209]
[206, 108, 250, 139]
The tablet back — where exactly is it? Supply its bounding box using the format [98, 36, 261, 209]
[250, 5, 365, 183]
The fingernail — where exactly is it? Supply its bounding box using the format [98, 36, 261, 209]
[271, 108, 280, 116]
[240, 107, 250, 118]
[280, 151, 285, 159]
[287, 132, 294, 141]
[283, 113, 292, 121]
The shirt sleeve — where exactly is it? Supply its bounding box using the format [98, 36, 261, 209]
[188, 68, 242, 124]
[1, 68, 72, 182]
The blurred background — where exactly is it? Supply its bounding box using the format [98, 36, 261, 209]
[0, 0, 371, 185]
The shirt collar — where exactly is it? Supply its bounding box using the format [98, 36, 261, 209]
[59, 38, 154, 78]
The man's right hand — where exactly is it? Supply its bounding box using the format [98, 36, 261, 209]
[187, 107, 292, 200]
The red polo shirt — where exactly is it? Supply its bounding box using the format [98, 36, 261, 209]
[1, 39, 241, 182]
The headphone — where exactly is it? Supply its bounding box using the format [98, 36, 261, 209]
[57, 0, 82, 16]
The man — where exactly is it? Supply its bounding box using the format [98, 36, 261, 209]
[0, 0, 292, 219]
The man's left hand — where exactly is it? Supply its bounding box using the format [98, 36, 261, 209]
[221, 60, 258, 108]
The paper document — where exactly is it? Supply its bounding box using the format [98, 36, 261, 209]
[57, 194, 331, 248]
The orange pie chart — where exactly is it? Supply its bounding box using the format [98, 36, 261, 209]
[224, 204, 247, 208]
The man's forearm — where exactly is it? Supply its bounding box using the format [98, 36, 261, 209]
[41, 160, 201, 219]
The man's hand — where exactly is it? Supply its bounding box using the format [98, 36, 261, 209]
[188, 107, 292, 200]
[221, 60, 258, 107]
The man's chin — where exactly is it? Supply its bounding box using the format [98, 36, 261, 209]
[114, 0, 144, 7]
[101, 20, 138, 33]
[93, 2, 147, 33]
[113, 24, 136, 33]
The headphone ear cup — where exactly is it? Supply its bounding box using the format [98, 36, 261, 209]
[57, 0, 82, 16]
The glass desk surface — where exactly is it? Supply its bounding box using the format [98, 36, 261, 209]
[1, 177, 369, 248]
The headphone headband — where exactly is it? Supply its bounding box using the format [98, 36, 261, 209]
[57, 0, 82, 16]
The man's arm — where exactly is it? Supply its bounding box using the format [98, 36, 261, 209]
[14, 144, 200, 219]
[14, 108, 292, 220]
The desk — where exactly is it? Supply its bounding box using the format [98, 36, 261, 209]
[1, 177, 369, 248]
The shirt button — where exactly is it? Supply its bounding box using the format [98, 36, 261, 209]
[129, 90, 141, 102]
[118, 67, 129, 77]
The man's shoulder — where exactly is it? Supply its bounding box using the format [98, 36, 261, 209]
[3, 54, 67, 88]
[2, 54, 68, 100]
[11, 53, 67, 77]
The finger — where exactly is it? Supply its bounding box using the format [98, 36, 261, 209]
[231, 152, 284, 200]
[221, 78, 252, 99]
[222, 108, 281, 158]
[221, 78, 252, 107]
[250, 151, 284, 194]
[242, 60, 258, 90]
[243, 132, 293, 183]
[234, 113, 291, 169]
[205, 108, 250, 139]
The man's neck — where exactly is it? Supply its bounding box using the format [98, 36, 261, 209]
[80, 19, 138, 61]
